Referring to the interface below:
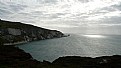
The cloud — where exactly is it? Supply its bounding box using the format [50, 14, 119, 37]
[0, 0, 121, 29]
[0, 1, 28, 20]
[37, 0, 58, 4]
[0, 2, 13, 18]
[78, 0, 90, 3]
[111, 2, 121, 10]
[8, 4, 27, 12]
[0, 9, 12, 15]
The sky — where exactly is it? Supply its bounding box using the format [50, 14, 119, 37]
[0, 0, 121, 34]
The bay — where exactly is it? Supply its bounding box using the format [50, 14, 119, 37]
[17, 34, 121, 62]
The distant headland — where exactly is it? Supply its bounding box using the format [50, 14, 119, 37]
[0, 19, 121, 68]
[0, 19, 67, 45]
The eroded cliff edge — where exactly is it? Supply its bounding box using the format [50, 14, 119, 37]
[0, 46, 121, 68]
[0, 19, 65, 45]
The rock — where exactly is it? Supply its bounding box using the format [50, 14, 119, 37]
[0, 46, 41, 68]
[0, 45, 121, 68]
[52, 56, 121, 68]
[0, 19, 65, 45]
[1, 19, 121, 68]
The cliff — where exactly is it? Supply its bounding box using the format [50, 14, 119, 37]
[0, 19, 65, 45]
[0, 46, 121, 68]
[1, 19, 121, 68]
[52, 56, 121, 68]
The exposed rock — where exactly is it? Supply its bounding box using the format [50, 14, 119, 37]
[8, 28, 21, 35]
[0, 19, 65, 45]
[1, 19, 120, 68]
[0, 46, 121, 68]
[52, 56, 121, 68]
[0, 46, 42, 68]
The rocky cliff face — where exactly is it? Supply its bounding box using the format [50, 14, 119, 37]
[0, 19, 65, 45]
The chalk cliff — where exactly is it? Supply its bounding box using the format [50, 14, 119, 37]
[0, 19, 65, 45]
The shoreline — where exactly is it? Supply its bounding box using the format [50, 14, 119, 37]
[3, 33, 70, 46]
[3, 41, 28, 46]
[0, 45, 121, 68]
[3, 34, 69, 46]
[0, 19, 121, 68]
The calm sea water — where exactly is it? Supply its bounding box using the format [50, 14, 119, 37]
[17, 34, 121, 62]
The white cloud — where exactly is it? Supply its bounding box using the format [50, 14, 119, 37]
[0, 0, 121, 29]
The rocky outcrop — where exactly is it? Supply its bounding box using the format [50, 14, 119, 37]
[0, 19, 65, 45]
[0, 46, 43, 68]
[0, 46, 121, 68]
[52, 56, 121, 68]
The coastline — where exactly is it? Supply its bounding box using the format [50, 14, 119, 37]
[0, 45, 121, 68]
[3, 34, 69, 46]
[0, 19, 121, 68]
[3, 41, 28, 46]
[0, 19, 68, 46]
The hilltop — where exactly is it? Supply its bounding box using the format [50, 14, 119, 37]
[0, 19, 65, 45]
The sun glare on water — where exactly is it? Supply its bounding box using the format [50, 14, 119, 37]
[83, 35, 106, 38]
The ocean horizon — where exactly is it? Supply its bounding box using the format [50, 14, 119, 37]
[17, 33, 121, 62]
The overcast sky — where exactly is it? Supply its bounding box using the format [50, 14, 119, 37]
[0, 0, 121, 33]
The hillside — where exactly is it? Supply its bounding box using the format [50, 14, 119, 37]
[0, 19, 121, 68]
[0, 46, 121, 68]
[0, 19, 65, 45]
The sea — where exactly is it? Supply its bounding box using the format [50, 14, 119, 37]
[17, 32, 121, 62]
